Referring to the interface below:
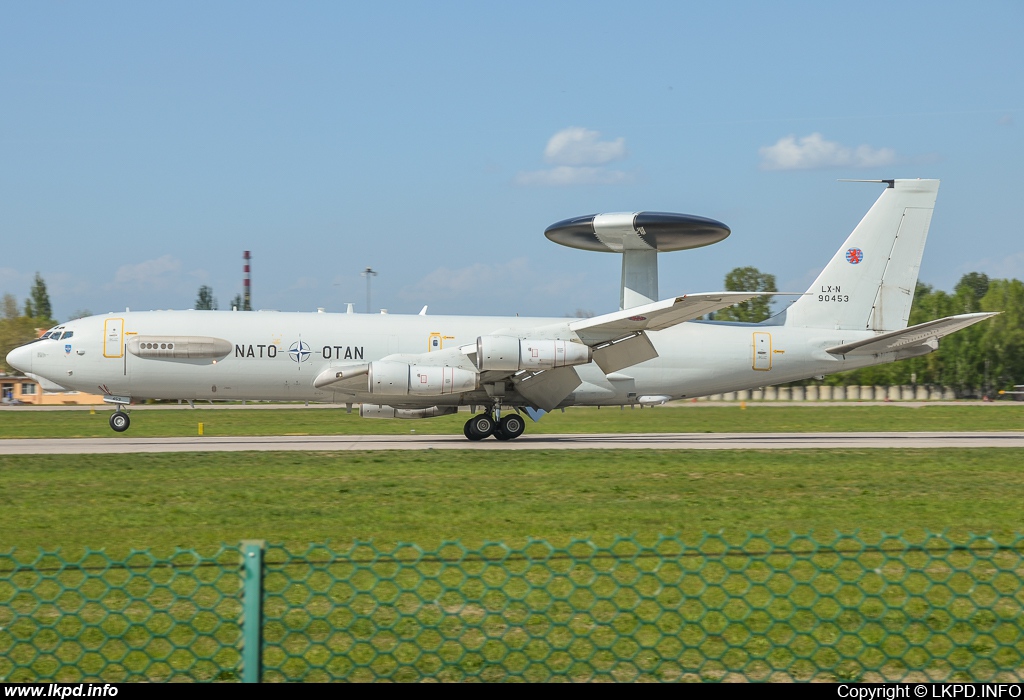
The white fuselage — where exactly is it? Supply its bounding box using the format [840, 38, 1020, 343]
[10, 179, 988, 441]
[20, 309, 886, 408]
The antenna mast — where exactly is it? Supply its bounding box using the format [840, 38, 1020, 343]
[361, 267, 377, 313]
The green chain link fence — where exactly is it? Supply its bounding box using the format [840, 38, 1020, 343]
[2, 533, 1023, 682]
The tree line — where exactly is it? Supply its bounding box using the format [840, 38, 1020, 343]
[193, 285, 251, 311]
[1, 273, 58, 374]
[829, 273, 1024, 395]
[716, 267, 1024, 395]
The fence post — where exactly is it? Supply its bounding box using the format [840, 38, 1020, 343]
[241, 540, 265, 683]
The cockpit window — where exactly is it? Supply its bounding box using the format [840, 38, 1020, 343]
[61, 331, 74, 340]
[31, 327, 64, 343]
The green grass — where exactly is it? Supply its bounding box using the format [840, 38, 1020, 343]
[4, 448, 1024, 682]
[2, 449, 1023, 554]
[1, 403, 1023, 438]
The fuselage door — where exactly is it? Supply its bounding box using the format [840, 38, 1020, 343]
[428, 332, 442, 352]
[752, 332, 772, 371]
[103, 318, 125, 358]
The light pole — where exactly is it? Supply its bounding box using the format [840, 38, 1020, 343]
[361, 267, 377, 313]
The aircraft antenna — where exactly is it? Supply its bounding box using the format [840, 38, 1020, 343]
[361, 267, 378, 313]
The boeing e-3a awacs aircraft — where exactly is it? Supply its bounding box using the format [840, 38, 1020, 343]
[6, 179, 996, 440]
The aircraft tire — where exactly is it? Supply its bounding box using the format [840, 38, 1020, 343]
[109, 411, 130, 433]
[466, 414, 493, 440]
[498, 414, 525, 440]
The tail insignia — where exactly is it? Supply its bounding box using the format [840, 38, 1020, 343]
[845, 248, 864, 265]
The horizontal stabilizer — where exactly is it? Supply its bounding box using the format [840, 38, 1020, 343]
[826, 313, 997, 357]
[571, 292, 797, 344]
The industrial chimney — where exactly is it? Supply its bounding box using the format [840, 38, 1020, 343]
[243, 250, 251, 311]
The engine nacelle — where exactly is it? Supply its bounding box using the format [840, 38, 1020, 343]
[476, 336, 592, 372]
[359, 404, 459, 419]
[367, 361, 477, 396]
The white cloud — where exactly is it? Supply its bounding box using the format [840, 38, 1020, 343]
[289, 276, 320, 290]
[0, 267, 33, 297]
[961, 251, 1024, 280]
[514, 166, 634, 187]
[111, 255, 182, 288]
[407, 259, 530, 299]
[516, 127, 632, 187]
[759, 133, 896, 171]
[544, 127, 627, 166]
[403, 258, 583, 302]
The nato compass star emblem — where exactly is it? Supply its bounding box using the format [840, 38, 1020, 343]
[288, 340, 311, 363]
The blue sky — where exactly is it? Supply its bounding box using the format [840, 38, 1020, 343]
[2, 2, 1021, 321]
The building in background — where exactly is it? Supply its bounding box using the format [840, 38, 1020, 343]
[0, 373, 104, 405]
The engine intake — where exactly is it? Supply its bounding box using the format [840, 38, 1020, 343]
[476, 336, 592, 372]
[368, 361, 477, 396]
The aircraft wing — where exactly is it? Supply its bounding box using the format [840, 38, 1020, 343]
[570, 292, 789, 344]
[565, 292, 793, 376]
[826, 312, 997, 357]
[334, 293, 790, 409]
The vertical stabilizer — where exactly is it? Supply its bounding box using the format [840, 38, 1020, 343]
[782, 179, 939, 331]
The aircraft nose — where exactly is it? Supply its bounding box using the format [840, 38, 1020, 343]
[6, 344, 32, 373]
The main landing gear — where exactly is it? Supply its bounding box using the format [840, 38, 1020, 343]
[463, 411, 526, 441]
[109, 408, 131, 433]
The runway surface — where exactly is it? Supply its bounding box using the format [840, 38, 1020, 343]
[2, 432, 1024, 454]
[2, 400, 1020, 411]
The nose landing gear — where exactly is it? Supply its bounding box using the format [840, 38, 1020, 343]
[462, 410, 526, 441]
[109, 409, 131, 433]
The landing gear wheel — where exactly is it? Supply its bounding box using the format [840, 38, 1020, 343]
[109, 411, 130, 433]
[497, 414, 526, 441]
[464, 414, 494, 441]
